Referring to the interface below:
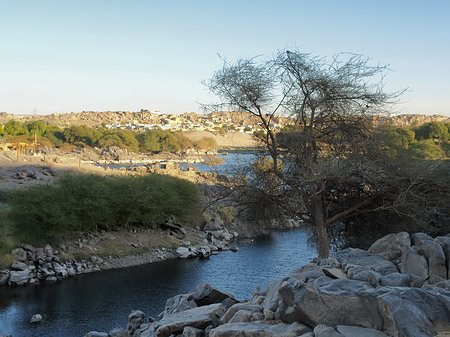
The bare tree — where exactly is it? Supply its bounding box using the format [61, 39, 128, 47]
[206, 50, 403, 257]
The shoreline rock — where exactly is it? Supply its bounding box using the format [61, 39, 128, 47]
[85, 231, 450, 337]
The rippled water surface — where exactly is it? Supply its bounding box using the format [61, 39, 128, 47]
[0, 228, 316, 337]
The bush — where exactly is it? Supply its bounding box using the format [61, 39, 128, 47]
[7, 173, 200, 244]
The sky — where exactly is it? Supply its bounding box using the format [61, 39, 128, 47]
[0, 0, 449, 116]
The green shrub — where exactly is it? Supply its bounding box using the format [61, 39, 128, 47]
[7, 173, 200, 244]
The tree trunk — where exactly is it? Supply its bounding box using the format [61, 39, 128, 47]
[315, 197, 330, 258]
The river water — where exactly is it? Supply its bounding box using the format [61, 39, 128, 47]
[0, 228, 316, 337]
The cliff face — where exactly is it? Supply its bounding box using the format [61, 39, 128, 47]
[0, 110, 449, 129]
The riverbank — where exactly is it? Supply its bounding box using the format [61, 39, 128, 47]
[84, 231, 450, 337]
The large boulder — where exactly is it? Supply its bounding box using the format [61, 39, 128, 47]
[209, 321, 311, 337]
[410, 232, 433, 246]
[127, 310, 145, 336]
[8, 268, 33, 285]
[221, 304, 263, 324]
[335, 248, 398, 276]
[139, 303, 225, 337]
[189, 282, 236, 307]
[313, 324, 343, 337]
[401, 246, 428, 279]
[435, 236, 450, 278]
[417, 240, 447, 283]
[368, 232, 410, 256]
[164, 293, 197, 317]
[277, 280, 383, 329]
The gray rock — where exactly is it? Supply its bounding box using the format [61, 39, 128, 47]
[11, 261, 30, 271]
[28, 278, 39, 285]
[435, 236, 450, 278]
[127, 310, 145, 335]
[418, 240, 447, 283]
[401, 246, 428, 279]
[347, 268, 381, 286]
[263, 309, 275, 321]
[322, 267, 347, 279]
[0, 270, 10, 285]
[377, 250, 402, 262]
[189, 282, 235, 307]
[261, 278, 288, 311]
[409, 274, 425, 288]
[164, 294, 197, 317]
[374, 286, 450, 337]
[52, 262, 68, 278]
[313, 324, 343, 337]
[11, 248, 27, 262]
[317, 258, 341, 268]
[221, 304, 262, 324]
[45, 276, 57, 282]
[209, 321, 311, 337]
[227, 310, 253, 323]
[289, 263, 326, 282]
[229, 243, 239, 252]
[277, 280, 382, 328]
[336, 248, 398, 276]
[336, 325, 389, 337]
[410, 232, 433, 246]
[436, 279, 450, 290]
[176, 247, 196, 259]
[145, 303, 225, 337]
[108, 327, 126, 337]
[84, 332, 108, 337]
[9, 269, 33, 285]
[182, 326, 204, 337]
[30, 314, 42, 324]
[368, 232, 410, 255]
[43, 244, 54, 257]
[379, 273, 411, 287]
[299, 333, 314, 337]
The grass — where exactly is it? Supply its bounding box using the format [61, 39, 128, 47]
[6, 172, 201, 245]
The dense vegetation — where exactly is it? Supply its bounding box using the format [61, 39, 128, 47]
[0, 173, 201, 245]
[0, 120, 217, 153]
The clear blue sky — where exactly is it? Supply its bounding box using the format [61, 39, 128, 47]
[1, 0, 449, 116]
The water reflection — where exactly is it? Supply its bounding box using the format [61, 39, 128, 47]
[0, 228, 315, 337]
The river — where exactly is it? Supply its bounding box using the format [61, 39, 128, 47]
[103, 152, 256, 174]
[0, 228, 316, 337]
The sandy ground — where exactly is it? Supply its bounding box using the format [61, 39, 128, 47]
[0, 151, 119, 190]
[184, 130, 258, 148]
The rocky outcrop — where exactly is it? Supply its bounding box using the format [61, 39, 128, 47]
[88, 232, 450, 337]
[1, 243, 103, 286]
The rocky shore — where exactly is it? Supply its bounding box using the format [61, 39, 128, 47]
[83, 231, 450, 337]
[0, 207, 278, 287]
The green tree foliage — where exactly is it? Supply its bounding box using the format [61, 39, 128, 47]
[98, 130, 139, 152]
[23, 121, 47, 137]
[4, 121, 26, 136]
[63, 125, 102, 146]
[7, 173, 200, 244]
[137, 128, 181, 153]
[414, 121, 450, 142]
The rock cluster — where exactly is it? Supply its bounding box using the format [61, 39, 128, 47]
[173, 216, 239, 259]
[87, 231, 450, 337]
[11, 166, 55, 182]
[0, 243, 104, 286]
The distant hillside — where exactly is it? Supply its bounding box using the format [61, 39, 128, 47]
[1, 110, 449, 129]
